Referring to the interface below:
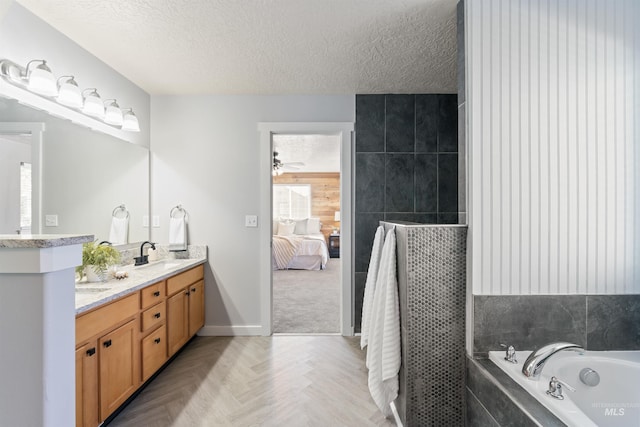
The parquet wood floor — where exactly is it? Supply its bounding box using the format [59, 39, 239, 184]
[108, 335, 397, 427]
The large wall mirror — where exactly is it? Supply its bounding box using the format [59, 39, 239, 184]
[0, 97, 149, 244]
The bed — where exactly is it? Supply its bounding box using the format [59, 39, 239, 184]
[272, 218, 330, 270]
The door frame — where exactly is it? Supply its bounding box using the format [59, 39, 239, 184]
[0, 122, 45, 234]
[258, 122, 354, 336]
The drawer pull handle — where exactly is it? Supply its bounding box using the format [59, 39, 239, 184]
[153, 291, 160, 297]
[154, 338, 161, 344]
[185, 291, 190, 296]
[191, 287, 196, 293]
[103, 339, 112, 348]
[154, 313, 161, 319]
[86, 347, 96, 357]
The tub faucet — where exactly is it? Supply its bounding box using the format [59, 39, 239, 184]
[522, 342, 584, 379]
[134, 241, 156, 266]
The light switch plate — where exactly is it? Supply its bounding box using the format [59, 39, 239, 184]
[45, 214, 58, 227]
[142, 215, 149, 227]
[245, 215, 258, 227]
[152, 216, 160, 227]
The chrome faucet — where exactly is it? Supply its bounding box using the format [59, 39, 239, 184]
[522, 342, 584, 379]
[134, 241, 156, 266]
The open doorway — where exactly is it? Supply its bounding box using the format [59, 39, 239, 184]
[0, 122, 43, 235]
[271, 134, 341, 333]
[258, 122, 354, 337]
[0, 132, 32, 234]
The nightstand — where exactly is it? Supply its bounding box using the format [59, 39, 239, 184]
[328, 234, 340, 258]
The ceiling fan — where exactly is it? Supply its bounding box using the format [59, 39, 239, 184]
[272, 151, 304, 175]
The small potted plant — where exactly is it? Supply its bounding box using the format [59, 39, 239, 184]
[77, 241, 121, 282]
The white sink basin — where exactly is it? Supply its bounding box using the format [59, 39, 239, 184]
[133, 260, 181, 271]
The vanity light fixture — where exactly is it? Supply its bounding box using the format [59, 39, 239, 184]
[0, 57, 141, 136]
[103, 99, 123, 126]
[56, 76, 82, 109]
[121, 108, 140, 132]
[82, 88, 105, 119]
[25, 60, 57, 97]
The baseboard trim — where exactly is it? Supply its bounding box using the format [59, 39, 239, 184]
[198, 325, 263, 336]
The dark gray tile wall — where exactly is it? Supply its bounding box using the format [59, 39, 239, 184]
[392, 224, 467, 426]
[457, 0, 467, 219]
[473, 294, 640, 355]
[354, 94, 458, 332]
[587, 295, 640, 350]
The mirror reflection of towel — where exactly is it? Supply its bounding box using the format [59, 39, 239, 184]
[109, 217, 129, 245]
[169, 217, 187, 251]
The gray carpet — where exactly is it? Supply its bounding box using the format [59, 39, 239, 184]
[273, 258, 341, 333]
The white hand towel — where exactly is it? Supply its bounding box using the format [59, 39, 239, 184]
[169, 217, 187, 251]
[361, 225, 385, 351]
[367, 228, 400, 417]
[108, 216, 129, 245]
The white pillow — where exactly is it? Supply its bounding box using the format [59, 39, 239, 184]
[306, 217, 321, 234]
[294, 218, 309, 235]
[277, 222, 295, 236]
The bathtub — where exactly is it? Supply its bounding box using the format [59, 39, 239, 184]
[489, 350, 640, 427]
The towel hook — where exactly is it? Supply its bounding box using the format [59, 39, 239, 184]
[112, 204, 130, 219]
[170, 204, 188, 220]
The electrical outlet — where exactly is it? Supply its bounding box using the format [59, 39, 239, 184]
[45, 214, 58, 227]
[152, 216, 160, 227]
[245, 215, 258, 227]
[142, 215, 149, 227]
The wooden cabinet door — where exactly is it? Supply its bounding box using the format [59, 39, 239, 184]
[141, 325, 167, 382]
[188, 280, 205, 337]
[75, 342, 99, 427]
[167, 289, 189, 357]
[99, 319, 139, 420]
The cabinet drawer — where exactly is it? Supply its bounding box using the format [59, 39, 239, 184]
[166, 265, 204, 296]
[141, 325, 167, 382]
[76, 293, 139, 345]
[141, 281, 165, 309]
[141, 301, 166, 333]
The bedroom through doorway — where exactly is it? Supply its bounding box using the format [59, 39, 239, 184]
[271, 134, 342, 334]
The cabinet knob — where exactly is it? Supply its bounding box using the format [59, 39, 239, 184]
[153, 291, 160, 297]
[103, 339, 112, 348]
[185, 291, 190, 296]
[154, 312, 161, 319]
[154, 338, 161, 344]
[86, 347, 96, 357]
[191, 287, 196, 293]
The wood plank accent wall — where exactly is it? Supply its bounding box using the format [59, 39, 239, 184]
[273, 172, 340, 242]
[467, 0, 640, 295]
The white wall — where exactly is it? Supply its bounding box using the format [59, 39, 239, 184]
[467, 0, 640, 295]
[0, 2, 150, 147]
[151, 95, 355, 332]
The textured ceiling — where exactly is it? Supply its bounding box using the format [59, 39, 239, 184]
[274, 134, 341, 173]
[15, 0, 457, 95]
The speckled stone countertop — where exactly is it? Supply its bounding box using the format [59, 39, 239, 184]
[75, 251, 207, 315]
[0, 234, 94, 248]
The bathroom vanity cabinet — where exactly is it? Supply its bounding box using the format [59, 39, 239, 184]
[75, 264, 205, 426]
[167, 266, 205, 357]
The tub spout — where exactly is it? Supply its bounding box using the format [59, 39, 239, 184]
[522, 342, 584, 380]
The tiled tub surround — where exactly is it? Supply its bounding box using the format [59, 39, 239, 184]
[467, 356, 565, 427]
[76, 244, 207, 314]
[468, 294, 640, 426]
[473, 295, 640, 356]
[382, 222, 467, 426]
[354, 94, 458, 332]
